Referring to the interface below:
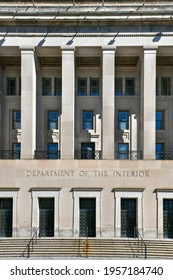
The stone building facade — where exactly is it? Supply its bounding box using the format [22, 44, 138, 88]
[0, 0, 173, 239]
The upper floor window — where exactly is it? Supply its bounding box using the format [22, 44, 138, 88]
[81, 142, 95, 159]
[54, 78, 62, 96]
[47, 143, 59, 159]
[83, 111, 93, 130]
[12, 111, 21, 129]
[156, 77, 159, 96]
[7, 78, 16, 96]
[42, 78, 52, 96]
[77, 78, 99, 96]
[125, 78, 135, 96]
[156, 111, 164, 130]
[161, 77, 170, 96]
[48, 111, 58, 130]
[90, 78, 99, 96]
[78, 78, 87, 96]
[156, 143, 164, 159]
[118, 111, 129, 130]
[12, 143, 21, 159]
[115, 78, 123, 96]
[19, 77, 21, 96]
[118, 143, 129, 159]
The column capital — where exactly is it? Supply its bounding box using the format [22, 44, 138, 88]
[143, 45, 158, 53]
[102, 46, 116, 53]
[61, 46, 75, 52]
[20, 46, 35, 52]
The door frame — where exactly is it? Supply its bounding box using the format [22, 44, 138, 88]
[0, 189, 19, 237]
[31, 188, 61, 237]
[72, 188, 102, 237]
[114, 188, 144, 238]
[156, 190, 173, 238]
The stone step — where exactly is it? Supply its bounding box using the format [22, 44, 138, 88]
[0, 238, 173, 259]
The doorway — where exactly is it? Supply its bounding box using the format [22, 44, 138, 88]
[79, 198, 96, 237]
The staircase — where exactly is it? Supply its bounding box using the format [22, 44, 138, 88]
[0, 238, 173, 259]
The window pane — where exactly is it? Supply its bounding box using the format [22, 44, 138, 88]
[81, 143, 95, 159]
[115, 78, 123, 96]
[47, 143, 58, 159]
[118, 143, 129, 159]
[156, 111, 164, 130]
[7, 78, 16, 96]
[90, 78, 99, 96]
[12, 143, 21, 151]
[43, 78, 52, 96]
[156, 77, 159, 96]
[156, 143, 164, 159]
[19, 77, 21, 96]
[161, 77, 170, 96]
[12, 143, 21, 159]
[78, 78, 87, 96]
[13, 111, 21, 129]
[48, 111, 58, 130]
[118, 111, 129, 130]
[83, 111, 93, 130]
[54, 78, 62, 96]
[125, 78, 134, 96]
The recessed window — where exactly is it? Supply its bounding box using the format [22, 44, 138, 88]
[156, 143, 164, 159]
[77, 78, 99, 96]
[81, 143, 95, 159]
[156, 77, 159, 96]
[78, 78, 87, 96]
[54, 78, 62, 96]
[12, 143, 21, 159]
[156, 111, 164, 130]
[48, 111, 58, 130]
[161, 77, 170, 96]
[83, 111, 93, 130]
[90, 78, 99, 96]
[115, 78, 123, 96]
[7, 78, 16, 96]
[19, 77, 21, 96]
[42, 78, 52, 96]
[118, 143, 129, 159]
[125, 78, 135, 96]
[12, 111, 21, 129]
[47, 143, 59, 159]
[118, 111, 129, 130]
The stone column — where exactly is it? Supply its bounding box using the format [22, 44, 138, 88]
[61, 47, 75, 159]
[102, 47, 115, 159]
[141, 47, 157, 159]
[20, 47, 36, 159]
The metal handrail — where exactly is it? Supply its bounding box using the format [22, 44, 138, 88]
[134, 227, 147, 259]
[21, 227, 39, 258]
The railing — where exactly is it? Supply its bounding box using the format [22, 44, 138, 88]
[156, 152, 173, 160]
[35, 150, 60, 159]
[75, 150, 101, 160]
[21, 227, 40, 258]
[77, 226, 89, 258]
[0, 150, 20, 159]
[134, 227, 147, 259]
[115, 151, 142, 160]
